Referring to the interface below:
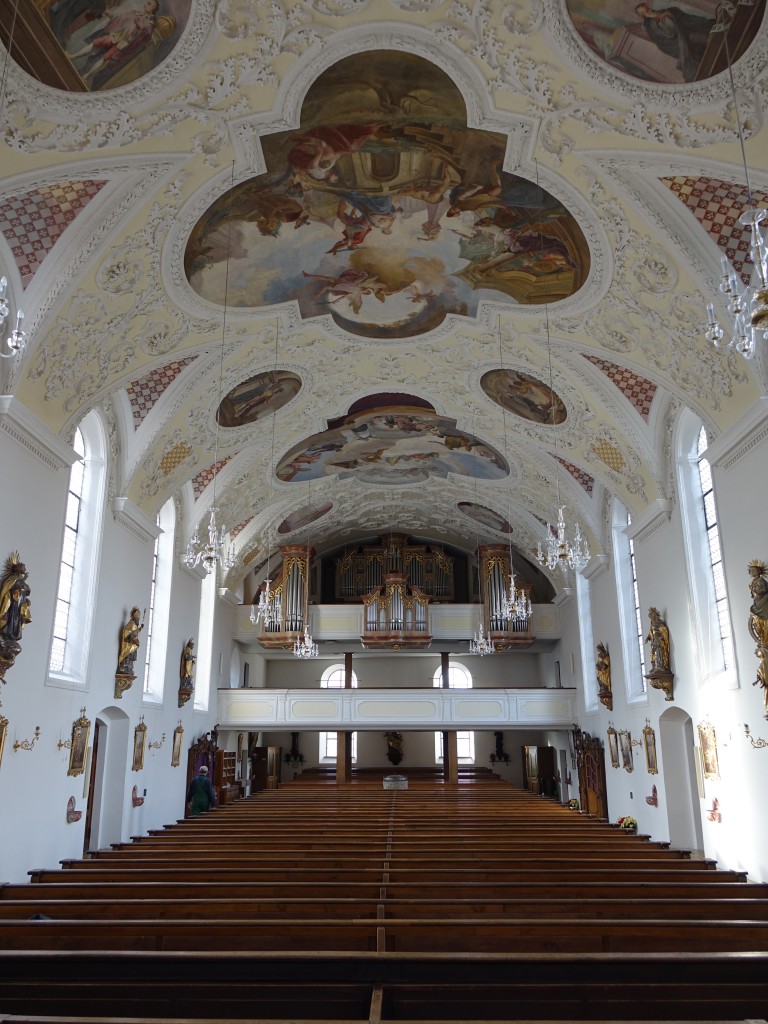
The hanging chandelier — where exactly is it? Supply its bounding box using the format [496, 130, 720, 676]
[501, 566, 532, 621]
[183, 165, 236, 576]
[704, 27, 768, 360]
[293, 627, 318, 659]
[0, 277, 26, 359]
[469, 622, 495, 657]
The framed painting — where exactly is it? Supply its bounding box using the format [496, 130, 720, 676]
[698, 719, 720, 781]
[607, 726, 619, 769]
[618, 730, 633, 773]
[171, 724, 184, 768]
[132, 719, 147, 772]
[643, 722, 658, 775]
[67, 710, 91, 778]
[0, 712, 7, 769]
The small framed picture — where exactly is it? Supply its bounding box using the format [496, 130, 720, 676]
[607, 726, 619, 769]
[67, 711, 91, 778]
[618, 730, 633, 773]
[698, 719, 720, 781]
[0, 713, 7, 769]
[171, 724, 184, 768]
[132, 718, 147, 772]
[643, 722, 658, 775]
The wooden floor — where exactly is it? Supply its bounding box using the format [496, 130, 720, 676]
[1, 770, 767, 1021]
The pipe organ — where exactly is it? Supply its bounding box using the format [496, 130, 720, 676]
[257, 545, 314, 649]
[336, 535, 453, 601]
[479, 545, 535, 650]
[360, 572, 431, 651]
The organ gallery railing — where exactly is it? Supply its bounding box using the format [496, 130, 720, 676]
[336, 534, 454, 601]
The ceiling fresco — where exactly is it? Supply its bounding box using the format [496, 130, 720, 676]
[35, 0, 190, 90]
[278, 502, 334, 535]
[457, 503, 513, 535]
[185, 51, 590, 340]
[275, 405, 508, 486]
[481, 369, 568, 425]
[566, 0, 765, 83]
[216, 370, 302, 429]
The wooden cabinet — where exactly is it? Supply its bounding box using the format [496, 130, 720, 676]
[522, 745, 557, 797]
[214, 750, 241, 806]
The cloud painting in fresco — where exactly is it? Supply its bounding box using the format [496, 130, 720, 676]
[481, 369, 567, 425]
[278, 502, 334, 535]
[185, 51, 590, 340]
[276, 406, 508, 486]
[565, 0, 764, 84]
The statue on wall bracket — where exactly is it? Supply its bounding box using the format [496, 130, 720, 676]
[0, 551, 31, 682]
[747, 559, 768, 719]
[114, 606, 144, 698]
[179, 638, 196, 708]
[596, 642, 612, 710]
[644, 607, 674, 700]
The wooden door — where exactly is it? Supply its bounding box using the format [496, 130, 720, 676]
[83, 720, 101, 854]
[573, 727, 608, 820]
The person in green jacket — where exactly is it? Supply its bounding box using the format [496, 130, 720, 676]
[186, 764, 216, 816]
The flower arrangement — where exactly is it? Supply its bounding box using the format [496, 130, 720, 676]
[617, 815, 637, 831]
[567, 798, 580, 810]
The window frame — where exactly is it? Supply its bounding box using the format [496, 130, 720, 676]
[319, 664, 357, 763]
[432, 662, 475, 764]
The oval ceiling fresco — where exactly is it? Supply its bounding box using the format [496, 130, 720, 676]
[185, 51, 590, 339]
[34, 0, 191, 91]
[481, 368, 567, 425]
[217, 370, 301, 428]
[278, 502, 334, 535]
[566, 0, 765, 84]
[457, 502, 513, 534]
[276, 405, 508, 485]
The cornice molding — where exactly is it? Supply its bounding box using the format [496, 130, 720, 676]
[705, 398, 768, 473]
[582, 553, 609, 581]
[0, 395, 78, 471]
[112, 497, 162, 544]
[217, 587, 240, 607]
[624, 498, 673, 544]
[552, 588, 574, 606]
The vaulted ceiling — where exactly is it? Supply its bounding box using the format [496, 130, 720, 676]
[1, 0, 765, 596]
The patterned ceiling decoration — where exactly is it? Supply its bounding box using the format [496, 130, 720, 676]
[230, 517, 254, 540]
[276, 405, 508, 486]
[217, 370, 302, 428]
[127, 356, 197, 428]
[556, 458, 595, 496]
[457, 502, 513, 534]
[159, 442, 192, 477]
[278, 502, 334, 535]
[185, 51, 589, 340]
[662, 177, 768, 285]
[566, 0, 764, 84]
[481, 368, 567, 425]
[0, 180, 106, 287]
[590, 437, 627, 474]
[192, 456, 233, 499]
[582, 354, 657, 421]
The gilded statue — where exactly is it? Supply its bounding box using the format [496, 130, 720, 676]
[0, 551, 31, 681]
[596, 642, 612, 710]
[747, 560, 768, 717]
[115, 606, 144, 696]
[179, 638, 196, 708]
[644, 607, 674, 700]
[385, 730, 403, 766]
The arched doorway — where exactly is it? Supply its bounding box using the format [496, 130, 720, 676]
[659, 706, 703, 852]
[84, 705, 130, 853]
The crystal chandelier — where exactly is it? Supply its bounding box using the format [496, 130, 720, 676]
[183, 165, 235, 576]
[469, 622, 495, 657]
[501, 566, 532, 620]
[704, 29, 768, 360]
[293, 627, 318, 659]
[0, 277, 26, 359]
[536, 505, 590, 574]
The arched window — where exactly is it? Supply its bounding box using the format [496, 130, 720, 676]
[319, 664, 357, 762]
[143, 498, 176, 703]
[49, 410, 107, 686]
[677, 412, 735, 684]
[433, 662, 475, 763]
[611, 499, 647, 703]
